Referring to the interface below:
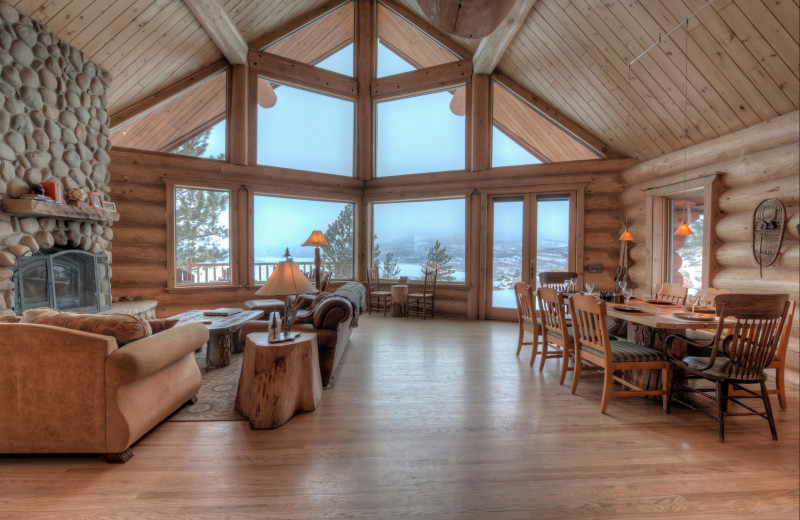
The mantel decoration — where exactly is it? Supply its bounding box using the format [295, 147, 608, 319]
[255, 248, 317, 342]
[752, 199, 786, 278]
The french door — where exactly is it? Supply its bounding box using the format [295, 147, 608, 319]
[486, 192, 576, 319]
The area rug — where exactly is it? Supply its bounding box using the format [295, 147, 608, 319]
[169, 352, 246, 422]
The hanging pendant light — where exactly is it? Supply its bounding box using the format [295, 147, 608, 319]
[674, 17, 694, 237]
[619, 217, 634, 241]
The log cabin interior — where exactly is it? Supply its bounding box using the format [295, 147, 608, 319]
[0, 0, 798, 517]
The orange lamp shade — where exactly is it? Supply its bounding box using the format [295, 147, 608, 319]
[619, 230, 634, 241]
[674, 222, 694, 236]
[301, 230, 331, 248]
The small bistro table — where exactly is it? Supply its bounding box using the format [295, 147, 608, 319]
[235, 332, 323, 429]
[170, 309, 264, 369]
[391, 284, 408, 317]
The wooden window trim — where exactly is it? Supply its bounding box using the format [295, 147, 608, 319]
[167, 180, 241, 290]
[645, 174, 719, 293]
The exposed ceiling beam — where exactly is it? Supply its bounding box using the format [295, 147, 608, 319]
[473, 0, 537, 75]
[184, 0, 248, 65]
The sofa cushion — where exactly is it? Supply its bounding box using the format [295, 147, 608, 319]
[148, 318, 179, 334]
[21, 307, 152, 346]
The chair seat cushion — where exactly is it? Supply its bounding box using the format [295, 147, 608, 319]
[581, 339, 666, 363]
[546, 327, 574, 341]
[680, 356, 767, 383]
[371, 291, 390, 296]
[408, 293, 431, 298]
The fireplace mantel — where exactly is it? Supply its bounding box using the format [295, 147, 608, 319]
[1, 199, 120, 223]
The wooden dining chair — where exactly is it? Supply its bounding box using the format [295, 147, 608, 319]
[697, 288, 732, 310]
[656, 283, 688, 305]
[537, 287, 576, 381]
[366, 267, 391, 316]
[514, 283, 540, 365]
[538, 271, 578, 292]
[318, 271, 332, 293]
[569, 294, 670, 413]
[665, 294, 790, 442]
[408, 269, 437, 319]
[728, 299, 795, 409]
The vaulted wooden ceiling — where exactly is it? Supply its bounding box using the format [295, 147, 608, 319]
[11, 0, 799, 161]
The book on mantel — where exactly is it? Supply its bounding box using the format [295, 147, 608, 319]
[203, 308, 243, 317]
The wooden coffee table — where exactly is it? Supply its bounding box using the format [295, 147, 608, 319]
[235, 332, 323, 429]
[170, 309, 264, 368]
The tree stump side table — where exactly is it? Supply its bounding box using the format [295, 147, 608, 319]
[391, 284, 408, 317]
[235, 332, 323, 429]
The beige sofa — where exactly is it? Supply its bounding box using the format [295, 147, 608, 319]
[0, 322, 208, 462]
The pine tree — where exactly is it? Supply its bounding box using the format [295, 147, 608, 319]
[172, 129, 211, 157]
[382, 251, 400, 279]
[321, 205, 354, 266]
[175, 188, 230, 264]
[421, 240, 455, 281]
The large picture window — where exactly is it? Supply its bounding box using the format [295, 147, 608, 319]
[376, 88, 466, 177]
[173, 186, 231, 286]
[111, 72, 227, 160]
[256, 79, 354, 176]
[372, 198, 465, 282]
[253, 195, 355, 282]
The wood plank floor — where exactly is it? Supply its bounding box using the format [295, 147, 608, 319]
[1, 317, 798, 519]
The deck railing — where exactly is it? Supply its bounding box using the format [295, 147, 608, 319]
[176, 261, 353, 285]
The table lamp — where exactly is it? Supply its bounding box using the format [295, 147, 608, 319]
[255, 249, 317, 340]
[301, 230, 331, 288]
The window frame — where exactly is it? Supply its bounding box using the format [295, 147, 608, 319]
[368, 195, 470, 285]
[646, 174, 719, 293]
[252, 74, 358, 177]
[167, 180, 240, 290]
[249, 191, 360, 286]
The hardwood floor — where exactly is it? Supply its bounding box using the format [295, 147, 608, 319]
[2, 317, 798, 519]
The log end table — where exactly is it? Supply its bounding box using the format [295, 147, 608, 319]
[235, 332, 323, 429]
[391, 284, 408, 317]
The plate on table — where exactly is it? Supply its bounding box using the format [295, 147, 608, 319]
[645, 299, 676, 305]
[683, 305, 715, 314]
[612, 306, 645, 313]
[672, 312, 717, 322]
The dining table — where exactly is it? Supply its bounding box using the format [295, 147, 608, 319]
[604, 297, 725, 395]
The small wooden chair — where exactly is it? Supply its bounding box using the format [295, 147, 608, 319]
[408, 269, 437, 319]
[366, 267, 390, 316]
[656, 283, 688, 305]
[538, 271, 578, 292]
[537, 287, 574, 381]
[665, 294, 790, 442]
[569, 294, 670, 413]
[514, 283, 539, 365]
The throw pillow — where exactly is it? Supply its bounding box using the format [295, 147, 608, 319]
[148, 318, 179, 334]
[21, 307, 152, 346]
[0, 315, 21, 323]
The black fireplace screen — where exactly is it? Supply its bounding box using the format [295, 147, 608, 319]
[12, 250, 112, 314]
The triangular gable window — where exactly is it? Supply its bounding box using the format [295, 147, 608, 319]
[111, 71, 226, 160]
[492, 81, 599, 165]
[264, 2, 354, 77]
[377, 2, 459, 77]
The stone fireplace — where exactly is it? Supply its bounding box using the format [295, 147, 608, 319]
[0, 0, 113, 316]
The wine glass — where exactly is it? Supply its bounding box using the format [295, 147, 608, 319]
[687, 291, 699, 315]
[585, 282, 594, 295]
[622, 287, 633, 309]
[570, 278, 578, 293]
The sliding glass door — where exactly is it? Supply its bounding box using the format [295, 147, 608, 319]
[487, 193, 575, 319]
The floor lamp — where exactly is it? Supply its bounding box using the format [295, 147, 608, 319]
[302, 230, 331, 288]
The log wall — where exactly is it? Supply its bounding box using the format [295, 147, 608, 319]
[109, 149, 629, 319]
[622, 110, 800, 387]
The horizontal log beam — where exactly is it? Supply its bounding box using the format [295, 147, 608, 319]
[715, 207, 799, 242]
[622, 111, 800, 185]
[492, 71, 623, 159]
[371, 60, 472, 99]
[717, 176, 799, 213]
[249, 50, 357, 99]
[715, 241, 799, 271]
[111, 226, 167, 246]
[110, 60, 228, 130]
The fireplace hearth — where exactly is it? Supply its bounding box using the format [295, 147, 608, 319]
[12, 249, 112, 314]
